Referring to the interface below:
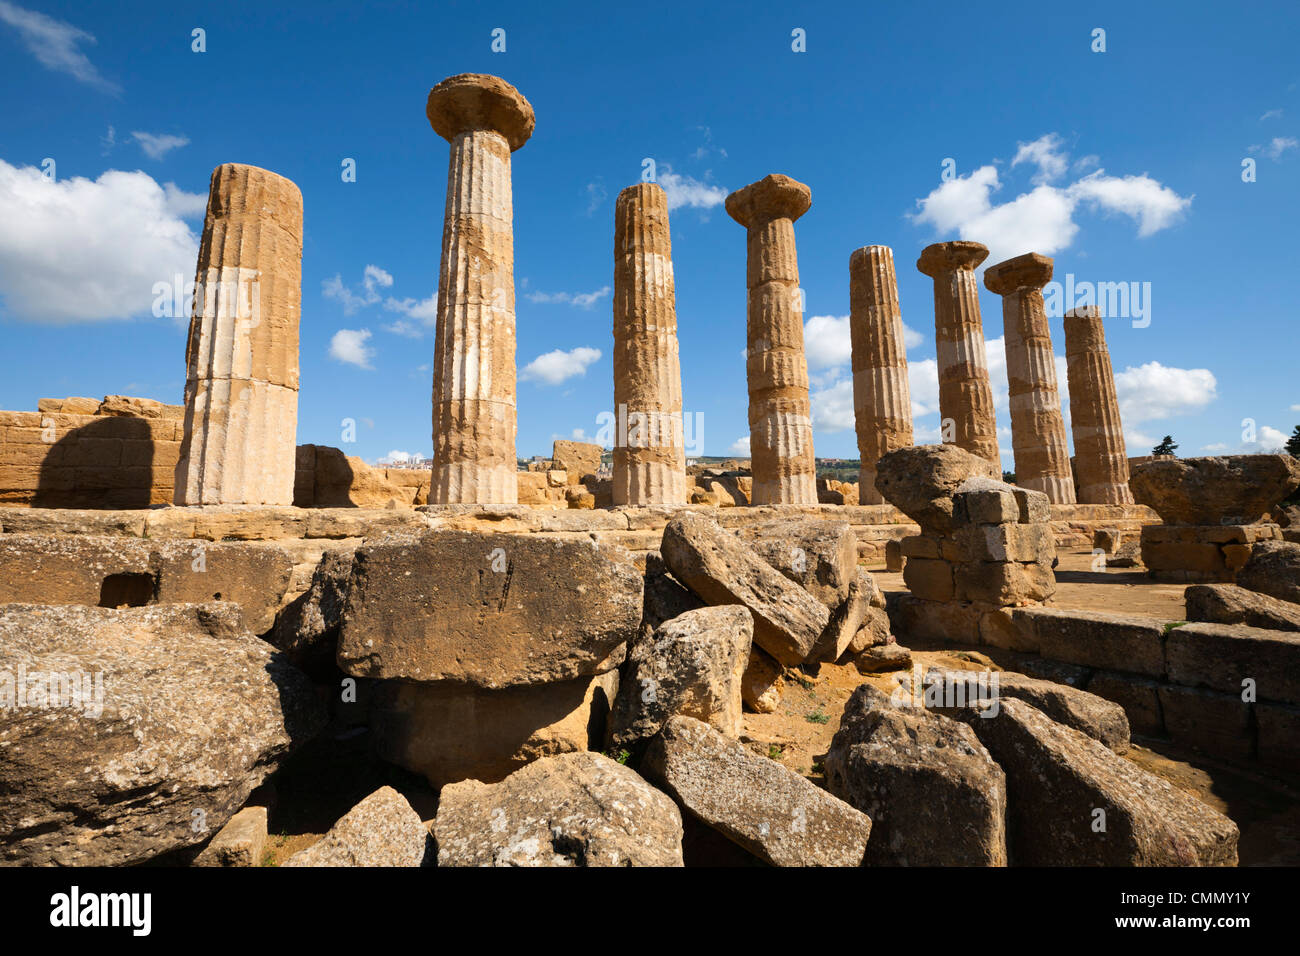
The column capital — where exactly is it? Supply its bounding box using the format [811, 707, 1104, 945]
[426, 73, 534, 151]
[917, 240, 988, 277]
[983, 252, 1053, 295]
[849, 244, 893, 271]
[725, 174, 811, 228]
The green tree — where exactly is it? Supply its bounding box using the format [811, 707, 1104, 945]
[1286, 425, 1300, 458]
[1152, 435, 1178, 457]
[1001, 471, 1016, 483]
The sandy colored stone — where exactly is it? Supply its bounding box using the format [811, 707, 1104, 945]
[1185, 582, 1300, 631]
[0, 602, 323, 866]
[434, 751, 683, 867]
[660, 513, 829, 665]
[1236, 539, 1300, 604]
[608, 605, 752, 752]
[1130, 454, 1300, 525]
[726, 174, 817, 505]
[427, 74, 533, 504]
[643, 715, 871, 866]
[612, 183, 687, 506]
[984, 253, 1075, 503]
[954, 698, 1238, 866]
[337, 529, 641, 687]
[732, 517, 858, 608]
[176, 163, 303, 506]
[849, 245, 913, 503]
[284, 787, 428, 867]
[742, 645, 784, 713]
[873, 443, 999, 535]
[194, 805, 268, 867]
[916, 241, 998, 465]
[1064, 306, 1133, 503]
[825, 685, 1006, 865]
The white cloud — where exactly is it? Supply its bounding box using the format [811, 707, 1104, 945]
[1260, 109, 1284, 121]
[0, 160, 203, 323]
[810, 377, 855, 432]
[1249, 137, 1299, 161]
[803, 315, 851, 369]
[585, 181, 607, 215]
[526, 286, 610, 309]
[903, 323, 924, 349]
[658, 171, 727, 211]
[1290, 404, 1300, 413]
[1114, 362, 1217, 422]
[0, 1, 118, 91]
[520, 346, 601, 385]
[910, 137, 1192, 264]
[728, 435, 751, 456]
[1202, 426, 1288, 455]
[329, 328, 375, 369]
[323, 264, 393, 315]
[131, 131, 189, 160]
[1011, 133, 1069, 184]
[382, 292, 437, 334]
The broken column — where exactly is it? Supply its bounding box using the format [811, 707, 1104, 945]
[725, 174, 817, 506]
[916, 241, 1000, 467]
[1063, 305, 1133, 504]
[984, 253, 1076, 504]
[612, 183, 687, 505]
[175, 163, 303, 506]
[849, 245, 914, 504]
[426, 73, 534, 504]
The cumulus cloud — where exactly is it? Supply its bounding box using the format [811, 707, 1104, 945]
[0, 160, 203, 323]
[803, 315, 926, 373]
[1260, 109, 1284, 121]
[526, 286, 610, 309]
[728, 435, 751, 456]
[131, 131, 189, 160]
[1114, 362, 1217, 422]
[322, 264, 393, 315]
[1011, 133, 1069, 184]
[328, 328, 375, 369]
[658, 171, 728, 211]
[520, 346, 601, 385]
[810, 378, 855, 432]
[911, 136, 1192, 264]
[0, 1, 118, 91]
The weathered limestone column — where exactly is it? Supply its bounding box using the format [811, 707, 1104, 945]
[726, 174, 816, 506]
[1064, 305, 1134, 504]
[849, 245, 913, 504]
[984, 253, 1076, 503]
[175, 163, 302, 505]
[612, 183, 686, 505]
[426, 73, 534, 504]
[916, 241, 1000, 467]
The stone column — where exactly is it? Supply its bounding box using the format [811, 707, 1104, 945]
[175, 163, 302, 506]
[725, 174, 816, 506]
[916, 241, 1000, 467]
[1064, 305, 1133, 504]
[984, 253, 1076, 503]
[849, 245, 913, 504]
[612, 183, 686, 506]
[426, 73, 534, 504]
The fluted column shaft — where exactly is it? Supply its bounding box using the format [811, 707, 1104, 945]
[1065, 306, 1133, 504]
[176, 163, 302, 505]
[431, 128, 518, 503]
[849, 245, 913, 504]
[1000, 288, 1076, 502]
[612, 183, 686, 505]
[918, 243, 1000, 467]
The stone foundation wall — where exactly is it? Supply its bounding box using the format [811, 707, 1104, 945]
[898, 604, 1300, 775]
[0, 397, 184, 508]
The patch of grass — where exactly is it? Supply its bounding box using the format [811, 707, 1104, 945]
[767, 743, 784, 761]
[1162, 621, 1188, 633]
[260, 850, 278, 867]
[805, 710, 830, 725]
[606, 747, 631, 765]
[810, 760, 824, 775]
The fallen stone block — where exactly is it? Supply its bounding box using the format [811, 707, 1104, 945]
[644, 716, 871, 867]
[337, 529, 643, 687]
[732, 518, 858, 608]
[0, 602, 324, 866]
[954, 698, 1238, 866]
[661, 513, 828, 665]
[283, 787, 428, 867]
[741, 645, 784, 713]
[1185, 583, 1300, 632]
[854, 643, 912, 673]
[873, 444, 999, 535]
[1164, 621, 1300, 705]
[435, 752, 684, 867]
[194, 806, 268, 868]
[824, 685, 1006, 866]
[1130, 454, 1300, 525]
[1236, 540, 1300, 605]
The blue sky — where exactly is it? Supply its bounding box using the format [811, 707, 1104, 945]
[1, 0, 1297, 467]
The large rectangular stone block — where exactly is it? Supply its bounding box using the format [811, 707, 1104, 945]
[337, 529, 643, 687]
[1013, 607, 1167, 679]
[1165, 622, 1300, 705]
